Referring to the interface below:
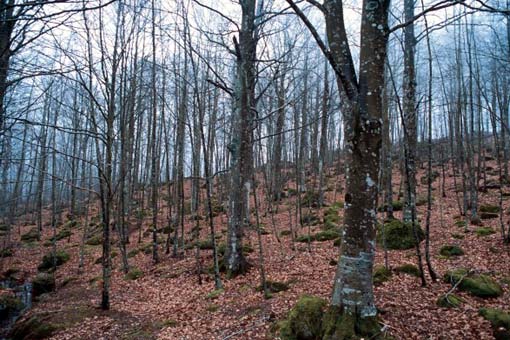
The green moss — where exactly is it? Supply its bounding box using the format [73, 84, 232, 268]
[394, 264, 421, 277]
[127, 248, 140, 258]
[454, 220, 467, 228]
[444, 269, 503, 298]
[315, 229, 341, 242]
[0, 248, 13, 257]
[322, 306, 380, 340]
[125, 267, 144, 280]
[479, 307, 510, 333]
[206, 288, 224, 300]
[476, 227, 496, 236]
[280, 230, 292, 236]
[206, 304, 219, 312]
[257, 280, 290, 293]
[85, 234, 102, 246]
[9, 314, 58, 339]
[38, 250, 70, 272]
[378, 200, 403, 213]
[439, 245, 464, 257]
[333, 238, 342, 247]
[436, 294, 463, 308]
[279, 295, 327, 340]
[32, 273, 55, 297]
[377, 219, 424, 250]
[51, 228, 72, 242]
[155, 319, 178, 328]
[21, 228, 39, 242]
[301, 191, 321, 208]
[480, 204, 500, 213]
[296, 234, 316, 243]
[373, 265, 392, 285]
[451, 233, 465, 239]
[480, 212, 499, 220]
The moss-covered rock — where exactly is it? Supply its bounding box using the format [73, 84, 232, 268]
[439, 245, 464, 257]
[394, 264, 421, 277]
[476, 227, 496, 236]
[436, 294, 463, 308]
[125, 267, 144, 280]
[279, 295, 327, 340]
[296, 234, 316, 243]
[21, 228, 39, 242]
[38, 250, 70, 272]
[257, 280, 290, 294]
[8, 314, 58, 339]
[32, 273, 55, 297]
[52, 228, 72, 241]
[206, 288, 224, 300]
[280, 230, 292, 237]
[85, 234, 102, 246]
[377, 219, 424, 250]
[454, 220, 467, 228]
[420, 171, 440, 185]
[480, 212, 499, 220]
[444, 269, 503, 298]
[315, 229, 341, 242]
[480, 204, 500, 213]
[373, 265, 392, 285]
[479, 307, 510, 339]
[301, 191, 321, 208]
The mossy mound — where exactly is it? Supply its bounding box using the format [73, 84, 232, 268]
[480, 212, 499, 220]
[296, 234, 315, 243]
[315, 229, 341, 242]
[436, 294, 463, 308]
[444, 269, 503, 298]
[125, 267, 144, 280]
[21, 228, 39, 242]
[38, 250, 70, 272]
[416, 195, 434, 207]
[280, 230, 292, 237]
[257, 280, 290, 294]
[394, 264, 421, 277]
[323, 202, 343, 230]
[85, 234, 102, 246]
[439, 245, 464, 257]
[32, 273, 55, 297]
[454, 220, 467, 228]
[206, 288, 224, 300]
[51, 228, 72, 242]
[476, 227, 496, 236]
[9, 314, 58, 339]
[377, 219, 424, 250]
[479, 307, 510, 339]
[480, 204, 500, 213]
[279, 295, 327, 340]
[420, 171, 440, 185]
[373, 265, 392, 285]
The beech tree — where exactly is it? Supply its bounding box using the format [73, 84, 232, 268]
[287, 0, 390, 336]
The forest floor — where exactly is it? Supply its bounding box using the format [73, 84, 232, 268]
[1, 160, 509, 339]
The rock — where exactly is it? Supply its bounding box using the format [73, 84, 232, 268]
[377, 219, 424, 250]
[444, 269, 503, 298]
[439, 245, 464, 257]
[32, 273, 55, 297]
[373, 265, 392, 285]
[124, 267, 143, 280]
[279, 295, 327, 340]
[38, 250, 70, 272]
[20, 228, 39, 243]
